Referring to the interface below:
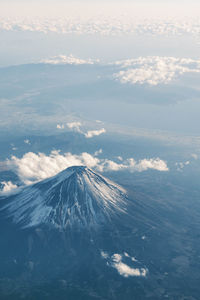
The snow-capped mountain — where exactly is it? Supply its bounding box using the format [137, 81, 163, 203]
[0, 165, 188, 300]
[1, 166, 128, 229]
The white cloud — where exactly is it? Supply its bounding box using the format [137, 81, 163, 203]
[24, 139, 30, 145]
[112, 254, 122, 263]
[85, 128, 106, 139]
[41, 54, 99, 65]
[1, 13, 200, 38]
[113, 260, 147, 278]
[66, 122, 82, 132]
[6, 151, 99, 185]
[101, 252, 148, 278]
[131, 257, 137, 262]
[0, 181, 18, 195]
[124, 252, 130, 258]
[191, 153, 198, 160]
[101, 251, 109, 259]
[114, 57, 200, 86]
[117, 156, 123, 161]
[99, 157, 169, 173]
[57, 124, 65, 130]
[124, 252, 137, 262]
[5, 151, 169, 187]
[134, 158, 169, 172]
[94, 149, 103, 156]
[175, 161, 190, 171]
[66, 122, 106, 139]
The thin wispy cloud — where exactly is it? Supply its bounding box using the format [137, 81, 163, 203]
[175, 161, 190, 171]
[66, 122, 106, 138]
[24, 139, 31, 145]
[41, 54, 99, 65]
[85, 128, 106, 139]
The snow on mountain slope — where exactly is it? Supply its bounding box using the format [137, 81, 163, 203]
[1, 166, 128, 229]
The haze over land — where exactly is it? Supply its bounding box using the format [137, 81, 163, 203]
[0, 1, 200, 299]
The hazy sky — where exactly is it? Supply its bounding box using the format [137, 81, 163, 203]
[0, 0, 199, 66]
[1, 0, 199, 2]
[0, 1, 200, 18]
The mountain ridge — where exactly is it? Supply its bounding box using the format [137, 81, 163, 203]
[1, 166, 128, 230]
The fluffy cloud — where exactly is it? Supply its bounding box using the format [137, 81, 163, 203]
[101, 252, 148, 278]
[5, 150, 168, 186]
[41, 54, 98, 65]
[99, 157, 168, 173]
[66, 122, 82, 132]
[113, 260, 147, 278]
[6, 151, 99, 185]
[133, 158, 169, 172]
[0, 181, 18, 195]
[114, 57, 200, 86]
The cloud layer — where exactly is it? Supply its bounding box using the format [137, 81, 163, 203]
[40, 55, 200, 87]
[4, 150, 168, 187]
[114, 57, 200, 86]
[1, 16, 200, 38]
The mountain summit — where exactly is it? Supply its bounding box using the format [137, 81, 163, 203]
[0, 166, 182, 300]
[2, 166, 128, 230]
